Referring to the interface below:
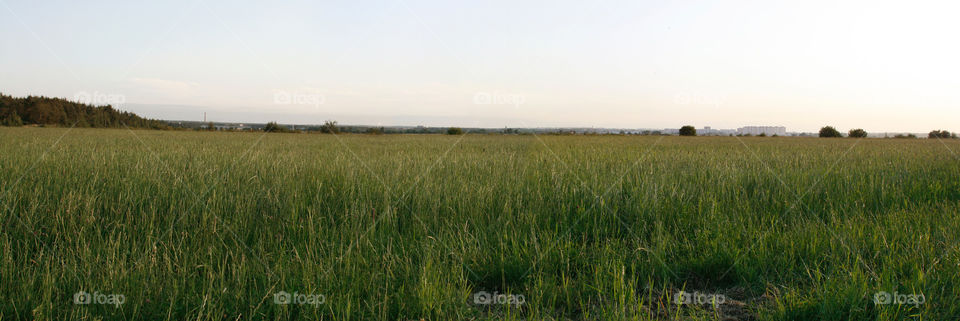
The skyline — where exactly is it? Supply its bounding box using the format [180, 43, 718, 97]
[2, 0, 959, 132]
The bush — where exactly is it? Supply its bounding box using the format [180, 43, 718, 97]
[320, 120, 339, 134]
[447, 127, 463, 135]
[929, 130, 952, 139]
[263, 121, 286, 132]
[848, 128, 867, 138]
[679, 125, 696, 136]
[819, 126, 842, 138]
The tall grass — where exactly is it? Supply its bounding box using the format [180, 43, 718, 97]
[1, 127, 958, 320]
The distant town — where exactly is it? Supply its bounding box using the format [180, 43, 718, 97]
[661, 126, 787, 136]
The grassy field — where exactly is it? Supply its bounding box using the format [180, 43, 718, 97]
[1, 127, 959, 320]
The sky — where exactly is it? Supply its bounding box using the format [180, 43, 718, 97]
[1, 0, 958, 132]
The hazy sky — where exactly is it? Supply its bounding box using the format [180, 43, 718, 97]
[1, 0, 958, 132]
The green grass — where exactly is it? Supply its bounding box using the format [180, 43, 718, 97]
[1, 127, 959, 320]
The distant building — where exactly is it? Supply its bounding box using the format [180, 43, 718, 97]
[698, 126, 737, 136]
[737, 126, 786, 136]
[666, 125, 787, 136]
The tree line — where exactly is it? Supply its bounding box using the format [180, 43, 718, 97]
[2, 95, 954, 139]
[817, 126, 956, 139]
[0, 94, 168, 129]
[678, 125, 956, 139]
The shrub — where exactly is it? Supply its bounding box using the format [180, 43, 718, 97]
[320, 120, 339, 134]
[819, 126, 842, 138]
[679, 125, 696, 136]
[447, 127, 464, 135]
[263, 121, 285, 132]
[848, 128, 867, 138]
[929, 130, 952, 139]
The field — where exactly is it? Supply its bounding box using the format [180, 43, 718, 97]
[1, 127, 959, 320]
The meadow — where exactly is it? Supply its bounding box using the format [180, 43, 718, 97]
[1, 127, 959, 320]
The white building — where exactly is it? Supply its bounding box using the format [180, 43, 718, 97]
[737, 126, 786, 136]
[698, 126, 737, 136]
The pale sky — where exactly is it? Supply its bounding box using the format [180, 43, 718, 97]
[1, 0, 958, 132]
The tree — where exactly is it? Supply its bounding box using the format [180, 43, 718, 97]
[26, 101, 66, 124]
[320, 120, 339, 134]
[848, 128, 867, 138]
[0, 94, 167, 129]
[446, 127, 463, 135]
[679, 125, 696, 136]
[929, 130, 952, 139]
[819, 126, 842, 138]
[263, 121, 283, 132]
[2, 111, 23, 126]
